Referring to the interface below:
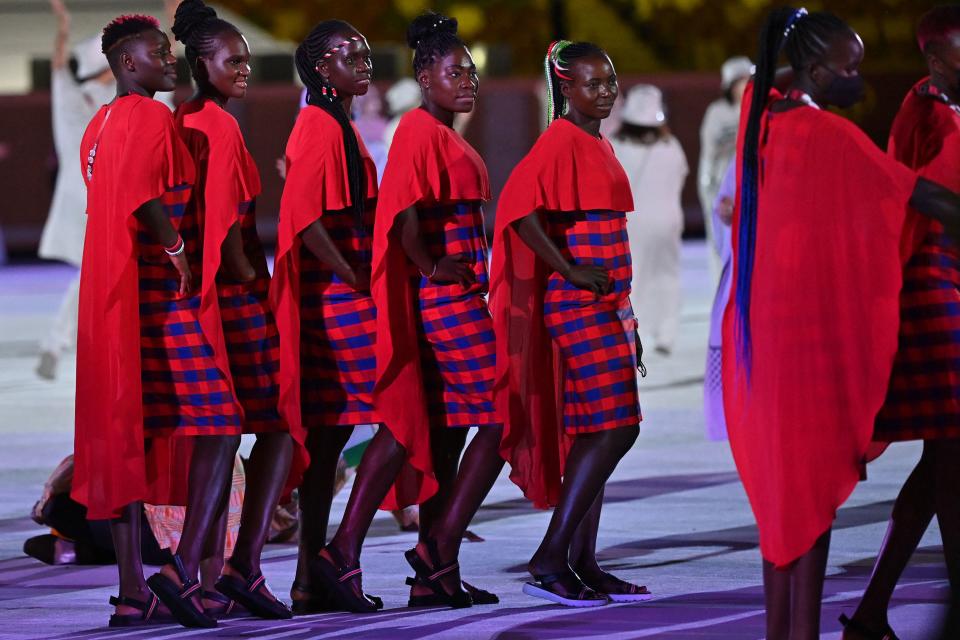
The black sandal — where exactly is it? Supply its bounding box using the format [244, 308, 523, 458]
[107, 592, 172, 627]
[145, 555, 216, 628]
[404, 539, 472, 609]
[202, 590, 244, 620]
[839, 613, 900, 640]
[405, 576, 499, 607]
[523, 571, 608, 608]
[310, 546, 380, 613]
[215, 561, 292, 620]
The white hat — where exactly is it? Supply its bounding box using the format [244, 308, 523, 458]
[622, 84, 665, 127]
[721, 56, 754, 90]
[385, 78, 421, 116]
[73, 35, 109, 80]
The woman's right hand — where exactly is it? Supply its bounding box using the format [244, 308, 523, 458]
[168, 253, 193, 298]
[564, 263, 611, 296]
[431, 253, 477, 288]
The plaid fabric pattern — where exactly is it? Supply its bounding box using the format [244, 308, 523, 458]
[416, 202, 497, 428]
[300, 206, 379, 427]
[875, 224, 960, 441]
[138, 184, 242, 436]
[216, 199, 285, 433]
[544, 209, 641, 434]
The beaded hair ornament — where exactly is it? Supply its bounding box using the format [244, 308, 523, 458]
[315, 35, 364, 99]
[544, 40, 573, 122]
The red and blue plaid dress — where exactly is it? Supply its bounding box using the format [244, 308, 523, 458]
[300, 206, 379, 427]
[216, 199, 285, 433]
[138, 184, 242, 437]
[416, 201, 497, 429]
[544, 209, 641, 434]
[874, 80, 960, 442]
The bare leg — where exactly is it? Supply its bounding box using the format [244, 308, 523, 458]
[200, 503, 228, 610]
[790, 529, 831, 640]
[850, 443, 935, 633]
[418, 428, 469, 544]
[292, 425, 352, 599]
[933, 439, 960, 592]
[528, 426, 639, 579]
[763, 558, 791, 640]
[110, 502, 151, 616]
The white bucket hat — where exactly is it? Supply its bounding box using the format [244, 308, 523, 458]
[721, 56, 754, 90]
[622, 84, 665, 127]
[73, 35, 110, 80]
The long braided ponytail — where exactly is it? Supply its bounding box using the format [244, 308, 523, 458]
[544, 40, 606, 122]
[295, 21, 367, 226]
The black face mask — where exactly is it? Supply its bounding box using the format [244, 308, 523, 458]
[819, 66, 865, 108]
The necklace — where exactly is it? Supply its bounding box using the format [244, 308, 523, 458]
[785, 89, 821, 110]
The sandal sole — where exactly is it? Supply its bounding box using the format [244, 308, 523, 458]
[607, 592, 653, 602]
[145, 574, 217, 629]
[522, 583, 608, 608]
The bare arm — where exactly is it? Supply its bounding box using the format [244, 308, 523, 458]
[134, 198, 192, 296]
[50, 0, 70, 71]
[396, 207, 475, 287]
[301, 219, 368, 291]
[220, 222, 256, 283]
[910, 177, 960, 242]
[511, 212, 610, 295]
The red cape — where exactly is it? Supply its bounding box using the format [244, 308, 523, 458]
[270, 106, 378, 493]
[175, 98, 262, 407]
[371, 107, 490, 509]
[721, 89, 918, 567]
[490, 118, 634, 508]
[72, 95, 196, 520]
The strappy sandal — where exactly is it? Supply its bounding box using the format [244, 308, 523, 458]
[523, 571, 608, 608]
[310, 546, 380, 613]
[202, 590, 245, 620]
[404, 539, 472, 609]
[839, 613, 900, 640]
[215, 561, 292, 620]
[107, 592, 172, 627]
[405, 575, 498, 607]
[584, 572, 652, 603]
[146, 555, 216, 628]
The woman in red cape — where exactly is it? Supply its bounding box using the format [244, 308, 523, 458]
[314, 13, 504, 612]
[844, 7, 960, 638]
[170, 0, 292, 622]
[492, 41, 648, 608]
[73, 15, 242, 629]
[723, 7, 960, 638]
[269, 20, 383, 614]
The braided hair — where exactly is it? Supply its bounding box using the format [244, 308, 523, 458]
[101, 14, 161, 57]
[735, 7, 851, 371]
[544, 40, 606, 122]
[171, 0, 241, 81]
[295, 21, 367, 225]
[407, 12, 464, 76]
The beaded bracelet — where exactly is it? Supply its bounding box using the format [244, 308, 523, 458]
[164, 235, 185, 257]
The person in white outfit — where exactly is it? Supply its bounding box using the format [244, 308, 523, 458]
[611, 84, 688, 356]
[37, 0, 173, 380]
[697, 56, 752, 283]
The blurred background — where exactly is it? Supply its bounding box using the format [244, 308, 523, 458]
[0, 0, 939, 257]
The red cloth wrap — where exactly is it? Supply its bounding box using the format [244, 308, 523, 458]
[721, 88, 918, 567]
[175, 98, 261, 407]
[372, 108, 490, 509]
[491, 118, 634, 508]
[271, 106, 378, 493]
[72, 95, 196, 519]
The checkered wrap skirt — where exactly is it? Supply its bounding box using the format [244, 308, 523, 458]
[415, 202, 497, 429]
[875, 223, 960, 441]
[216, 199, 285, 433]
[138, 184, 242, 436]
[300, 207, 379, 427]
[544, 209, 642, 434]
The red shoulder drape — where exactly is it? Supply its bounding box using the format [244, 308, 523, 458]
[175, 98, 261, 404]
[72, 95, 195, 520]
[491, 118, 633, 508]
[270, 106, 378, 492]
[721, 89, 918, 567]
[371, 108, 490, 509]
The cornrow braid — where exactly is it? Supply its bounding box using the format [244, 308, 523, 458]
[295, 20, 367, 228]
[543, 40, 606, 122]
[101, 14, 161, 55]
[407, 12, 463, 75]
[172, 0, 241, 82]
[735, 6, 851, 373]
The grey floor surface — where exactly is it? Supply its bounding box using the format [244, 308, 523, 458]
[0, 243, 950, 639]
